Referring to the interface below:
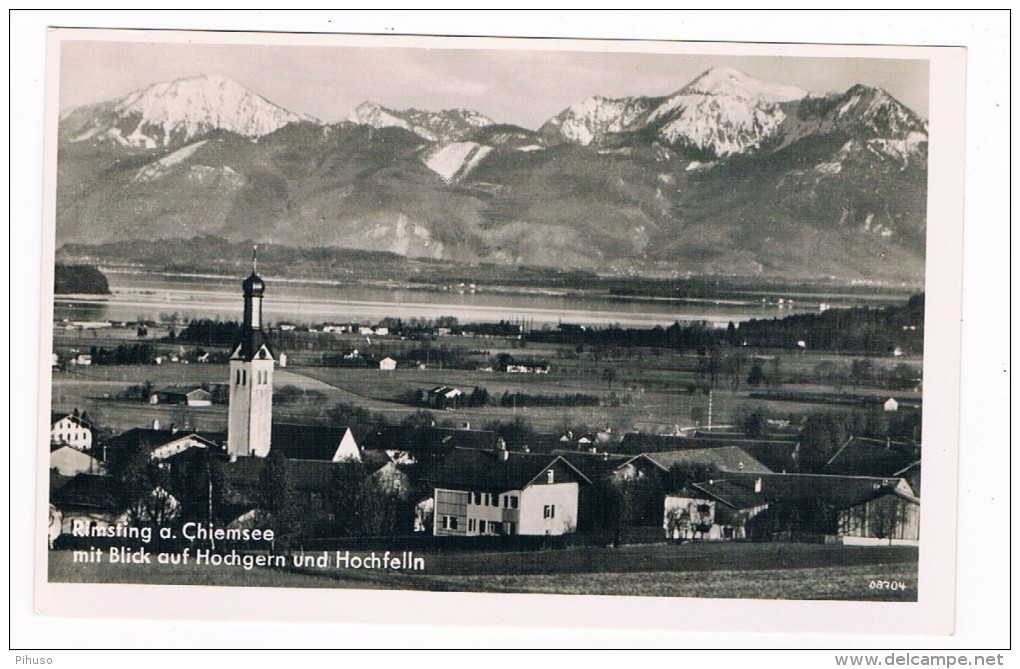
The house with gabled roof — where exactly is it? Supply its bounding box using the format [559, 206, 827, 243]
[50, 473, 182, 537]
[149, 385, 213, 407]
[101, 428, 224, 464]
[619, 432, 802, 472]
[427, 386, 465, 410]
[556, 450, 665, 530]
[51, 410, 94, 450]
[426, 447, 592, 537]
[664, 472, 919, 544]
[50, 443, 104, 477]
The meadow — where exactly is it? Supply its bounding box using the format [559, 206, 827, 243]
[49, 542, 918, 601]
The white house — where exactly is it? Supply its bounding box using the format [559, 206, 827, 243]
[883, 397, 899, 412]
[427, 448, 591, 537]
[379, 357, 397, 371]
[50, 411, 93, 450]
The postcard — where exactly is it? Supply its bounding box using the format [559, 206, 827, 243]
[33, 26, 967, 636]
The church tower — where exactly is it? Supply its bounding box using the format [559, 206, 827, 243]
[227, 247, 274, 460]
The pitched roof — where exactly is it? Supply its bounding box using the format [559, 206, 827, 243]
[154, 386, 212, 397]
[223, 456, 338, 495]
[102, 428, 225, 461]
[51, 473, 119, 510]
[824, 436, 920, 478]
[362, 426, 499, 453]
[270, 423, 354, 461]
[644, 446, 772, 474]
[691, 472, 917, 511]
[555, 451, 644, 481]
[51, 411, 92, 429]
[426, 448, 591, 491]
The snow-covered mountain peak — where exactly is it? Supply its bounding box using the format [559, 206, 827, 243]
[539, 95, 659, 145]
[60, 74, 316, 148]
[678, 67, 808, 103]
[346, 101, 494, 143]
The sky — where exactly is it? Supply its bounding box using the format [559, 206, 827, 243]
[58, 37, 930, 127]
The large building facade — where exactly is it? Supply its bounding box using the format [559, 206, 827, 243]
[227, 250, 275, 460]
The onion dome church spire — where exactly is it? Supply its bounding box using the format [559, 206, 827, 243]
[227, 245, 275, 460]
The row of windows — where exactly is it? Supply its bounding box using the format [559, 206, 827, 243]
[469, 492, 519, 509]
[235, 368, 271, 386]
[543, 504, 556, 519]
[466, 518, 518, 535]
[55, 431, 87, 442]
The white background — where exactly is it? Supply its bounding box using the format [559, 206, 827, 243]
[7, 9, 1011, 660]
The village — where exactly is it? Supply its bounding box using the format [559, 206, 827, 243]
[48, 259, 923, 598]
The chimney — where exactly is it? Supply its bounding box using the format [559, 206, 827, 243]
[754, 478, 763, 493]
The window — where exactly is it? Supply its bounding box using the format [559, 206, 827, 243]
[543, 504, 556, 519]
[503, 522, 516, 536]
[546, 469, 555, 484]
[468, 518, 475, 532]
[442, 516, 459, 530]
[510, 496, 519, 509]
[491, 494, 499, 507]
[472, 492, 481, 505]
[488, 521, 499, 534]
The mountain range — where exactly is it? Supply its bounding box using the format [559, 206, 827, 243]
[56, 68, 929, 282]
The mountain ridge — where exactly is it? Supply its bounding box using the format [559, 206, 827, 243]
[55, 67, 928, 282]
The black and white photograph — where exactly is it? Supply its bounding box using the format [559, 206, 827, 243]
[26, 22, 979, 641]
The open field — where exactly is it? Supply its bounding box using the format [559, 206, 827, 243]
[50, 343, 921, 437]
[48, 542, 917, 601]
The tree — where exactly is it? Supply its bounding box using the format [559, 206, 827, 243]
[866, 495, 909, 546]
[401, 409, 437, 431]
[257, 450, 301, 549]
[468, 386, 490, 407]
[742, 408, 769, 438]
[329, 460, 367, 537]
[851, 358, 874, 388]
[172, 451, 230, 526]
[747, 362, 766, 386]
[799, 412, 849, 471]
[586, 481, 624, 546]
[328, 402, 384, 439]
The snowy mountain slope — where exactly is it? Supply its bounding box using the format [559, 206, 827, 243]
[675, 67, 807, 103]
[346, 101, 494, 143]
[59, 74, 317, 149]
[539, 96, 662, 146]
[422, 142, 493, 182]
[55, 68, 929, 281]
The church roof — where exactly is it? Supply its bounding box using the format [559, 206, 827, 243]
[271, 423, 357, 461]
[230, 328, 274, 361]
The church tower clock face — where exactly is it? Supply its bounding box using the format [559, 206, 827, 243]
[227, 247, 275, 460]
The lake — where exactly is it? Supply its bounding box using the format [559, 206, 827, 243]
[53, 270, 908, 329]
